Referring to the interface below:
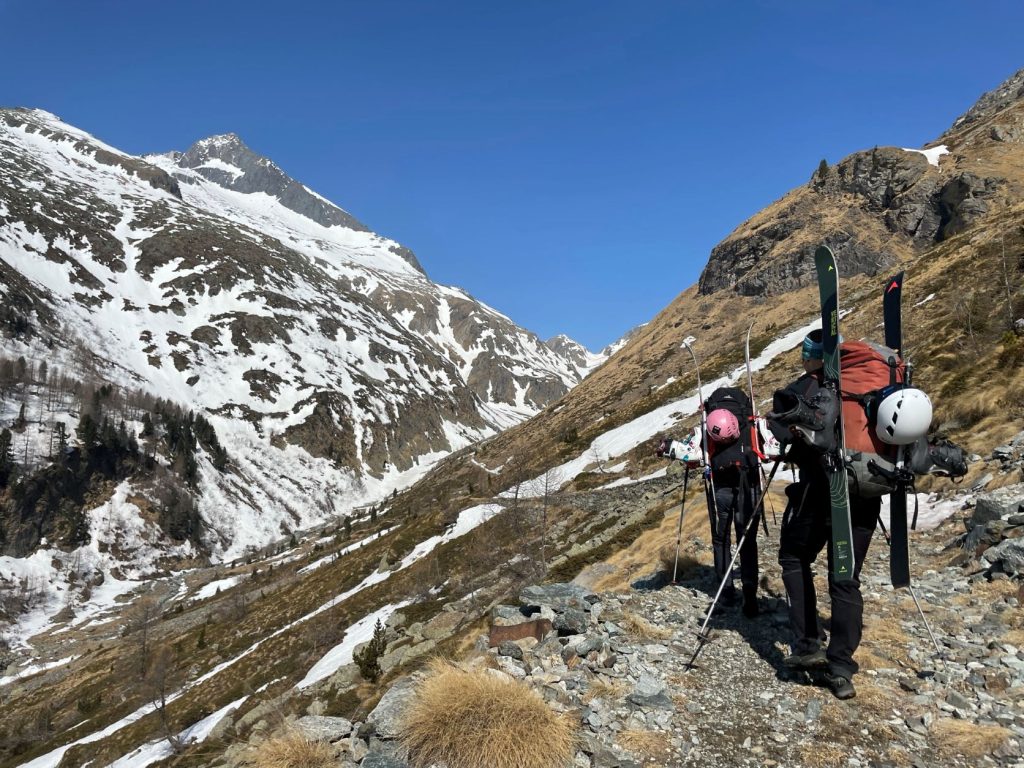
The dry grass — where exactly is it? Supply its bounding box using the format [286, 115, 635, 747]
[815, 681, 898, 742]
[667, 671, 703, 692]
[619, 611, 672, 640]
[797, 742, 850, 768]
[859, 614, 914, 668]
[399, 659, 577, 768]
[245, 727, 338, 768]
[1000, 629, 1024, 646]
[582, 676, 630, 704]
[658, 546, 701, 582]
[589, 494, 710, 592]
[949, 577, 1018, 607]
[617, 728, 672, 760]
[931, 718, 1012, 759]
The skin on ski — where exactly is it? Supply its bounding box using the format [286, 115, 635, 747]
[884, 271, 911, 588]
[814, 246, 855, 582]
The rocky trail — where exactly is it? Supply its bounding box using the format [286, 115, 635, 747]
[253, 477, 1024, 768]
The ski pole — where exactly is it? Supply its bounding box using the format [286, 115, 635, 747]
[876, 518, 947, 668]
[672, 465, 691, 584]
[685, 460, 781, 669]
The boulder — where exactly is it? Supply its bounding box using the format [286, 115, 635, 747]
[294, 715, 353, 742]
[984, 539, 1024, 576]
[365, 677, 417, 740]
[519, 583, 597, 612]
[488, 617, 554, 647]
[973, 484, 1024, 526]
[421, 610, 465, 640]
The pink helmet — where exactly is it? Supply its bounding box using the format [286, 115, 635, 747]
[706, 409, 740, 443]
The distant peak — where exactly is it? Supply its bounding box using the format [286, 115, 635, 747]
[184, 132, 256, 160]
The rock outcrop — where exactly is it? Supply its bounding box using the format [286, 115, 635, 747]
[697, 68, 1024, 298]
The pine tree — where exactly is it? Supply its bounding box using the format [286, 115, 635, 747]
[353, 619, 387, 683]
[0, 427, 14, 486]
[53, 421, 68, 458]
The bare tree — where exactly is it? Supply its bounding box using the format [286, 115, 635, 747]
[145, 645, 183, 754]
[588, 445, 609, 474]
[953, 292, 981, 355]
[126, 595, 160, 679]
[523, 467, 566, 571]
[542, 467, 567, 569]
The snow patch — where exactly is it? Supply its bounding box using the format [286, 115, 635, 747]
[901, 145, 949, 167]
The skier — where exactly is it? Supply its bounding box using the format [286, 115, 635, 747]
[768, 329, 880, 700]
[703, 391, 762, 618]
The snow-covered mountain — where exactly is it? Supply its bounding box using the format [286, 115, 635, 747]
[0, 108, 592, 562]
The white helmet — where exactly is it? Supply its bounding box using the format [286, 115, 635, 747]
[875, 387, 933, 445]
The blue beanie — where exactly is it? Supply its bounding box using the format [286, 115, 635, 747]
[802, 332, 823, 360]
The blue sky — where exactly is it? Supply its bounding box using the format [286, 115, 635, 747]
[3, 1, 1022, 350]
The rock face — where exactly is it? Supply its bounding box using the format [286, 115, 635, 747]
[697, 68, 1024, 297]
[698, 147, 999, 296]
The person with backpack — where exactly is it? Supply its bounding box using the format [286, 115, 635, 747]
[703, 387, 763, 618]
[767, 329, 883, 700]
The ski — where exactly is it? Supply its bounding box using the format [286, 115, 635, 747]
[883, 272, 904, 354]
[883, 272, 911, 588]
[682, 336, 719, 536]
[814, 246, 855, 582]
[744, 320, 772, 529]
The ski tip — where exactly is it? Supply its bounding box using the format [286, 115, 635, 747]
[814, 244, 835, 259]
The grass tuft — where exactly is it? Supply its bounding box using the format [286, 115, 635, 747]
[619, 611, 672, 640]
[399, 659, 576, 768]
[246, 727, 338, 768]
[617, 728, 671, 760]
[582, 676, 629, 704]
[932, 718, 1012, 759]
[658, 545, 701, 581]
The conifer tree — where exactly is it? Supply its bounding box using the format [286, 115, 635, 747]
[0, 427, 13, 486]
[353, 619, 387, 682]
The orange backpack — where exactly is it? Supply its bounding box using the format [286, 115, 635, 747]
[839, 340, 905, 496]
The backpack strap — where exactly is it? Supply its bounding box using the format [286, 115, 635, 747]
[910, 478, 919, 530]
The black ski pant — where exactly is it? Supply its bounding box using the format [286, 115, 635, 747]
[778, 481, 880, 679]
[706, 476, 760, 599]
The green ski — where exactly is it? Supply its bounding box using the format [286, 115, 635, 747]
[814, 245, 855, 582]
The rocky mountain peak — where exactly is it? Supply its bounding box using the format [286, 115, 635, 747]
[948, 67, 1024, 135]
[171, 133, 427, 274]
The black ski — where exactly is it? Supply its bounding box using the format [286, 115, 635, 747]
[883, 272, 911, 588]
[883, 272, 904, 354]
[814, 246, 855, 582]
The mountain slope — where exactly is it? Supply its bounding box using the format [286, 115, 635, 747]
[0, 108, 598, 566]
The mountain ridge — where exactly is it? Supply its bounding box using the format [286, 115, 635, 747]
[0, 106, 600, 569]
